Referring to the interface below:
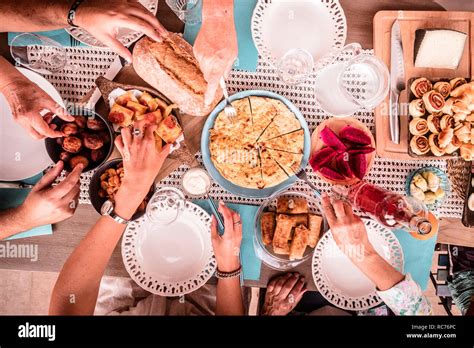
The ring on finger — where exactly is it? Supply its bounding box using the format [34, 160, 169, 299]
[132, 128, 142, 137]
[233, 220, 242, 225]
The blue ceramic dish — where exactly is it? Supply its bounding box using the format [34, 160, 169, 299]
[201, 90, 311, 198]
[405, 166, 451, 211]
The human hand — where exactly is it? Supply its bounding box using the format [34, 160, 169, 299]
[75, 0, 167, 62]
[114, 121, 170, 219]
[210, 202, 242, 273]
[193, 1, 238, 105]
[262, 273, 307, 316]
[18, 161, 83, 229]
[1, 77, 73, 139]
[321, 193, 375, 262]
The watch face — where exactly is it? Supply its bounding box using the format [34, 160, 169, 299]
[101, 200, 113, 216]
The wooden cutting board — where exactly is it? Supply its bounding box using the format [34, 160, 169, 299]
[90, 64, 208, 182]
[373, 10, 474, 160]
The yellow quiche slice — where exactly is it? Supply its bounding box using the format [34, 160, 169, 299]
[262, 129, 305, 154]
[259, 148, 289, 188]
[267, 149, 303, 176]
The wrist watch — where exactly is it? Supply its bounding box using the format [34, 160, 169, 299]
[101, 200, 130, 225]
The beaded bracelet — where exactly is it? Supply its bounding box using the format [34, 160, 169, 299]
[67, 0, 87, 27]
[215, 266, 242, 279]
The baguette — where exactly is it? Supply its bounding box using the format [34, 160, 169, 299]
[132, 35, 222, 117]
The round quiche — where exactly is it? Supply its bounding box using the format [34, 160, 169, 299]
[209, 96, 304, 189]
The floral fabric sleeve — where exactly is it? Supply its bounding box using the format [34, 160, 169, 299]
[376, 274, 432, 315]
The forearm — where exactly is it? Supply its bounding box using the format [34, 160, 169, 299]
[0, 56, 26, 91]
[0, 0, 70, 32]
[0, 207, 31, 240]
[202, 0, 233, 19]
[49, 216, 125, 315]
[216, 277, 245, 316]
[352, 250, 405, 291]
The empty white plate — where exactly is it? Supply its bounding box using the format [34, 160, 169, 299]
[0, 67, 64, 181]
[252, 0, 347, 67]
[312, 218, 404, 311]
[122, 201, 217, 297]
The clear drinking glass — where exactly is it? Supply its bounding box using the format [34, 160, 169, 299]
[276, 48, 314, 85]
[146, 187, 186, 225]
[166, 0, 202, 25]
[314, 43, 390, 117]
[10, 33, 68, 75]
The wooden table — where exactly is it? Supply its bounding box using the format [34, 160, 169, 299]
[1, 1, 473, 290]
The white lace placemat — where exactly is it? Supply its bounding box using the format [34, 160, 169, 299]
[37, 46, 463, 218]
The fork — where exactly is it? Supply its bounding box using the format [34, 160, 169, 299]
[69, 35, 80, 47]
[295, 168, 321, 199]
[220, 77, 237, 119]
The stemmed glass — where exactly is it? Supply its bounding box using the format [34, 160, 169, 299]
[10, 33, 79, 75]
[166, 0, 202, 25]
[276, 48, 314, 85]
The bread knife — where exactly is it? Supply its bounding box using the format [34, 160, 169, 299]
[389, 20, 406, 144]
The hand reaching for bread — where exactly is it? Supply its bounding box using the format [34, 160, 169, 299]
[74, 0, 168, 62]
[193, 0, 238, 106]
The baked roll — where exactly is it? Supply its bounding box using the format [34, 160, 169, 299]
[277, 197, 308, 215]
[289, 225, 309, 261]
[409, 99, 426, 117]
[289, 214, 308, 229]
[434, 81, 451, 99]
[440, 114, 455, 130]
[441, 98, 454, 115]
[454, 112, 467, 123]
[409, 118, 429, 136]
[411, 78, 433, 98]
[450, 77, 467, 91]
[423, 90, 445, 113]
[460, 143, 474, 161]
[454, 123, 471, 143]
[261, 212, 276, 246]
[132, 35, 222, 117]
[429, 134, 446, 156]
[444, 142, 459, 155]
[410, 135, 430, 155]
[307, 214, 323, 248]
[427, 114, 442, 134]
[438, 128, 454, 148]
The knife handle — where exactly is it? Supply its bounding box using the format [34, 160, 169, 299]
[389, 90, 400, 144]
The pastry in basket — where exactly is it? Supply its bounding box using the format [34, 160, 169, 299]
[260, 196, 323, 260]
[289, 225, 309, 261]
[209, 96, 304, 189]
[410, 78, 433, 98]
[422, 90, 445, 113]
[434, 81, 451, 99]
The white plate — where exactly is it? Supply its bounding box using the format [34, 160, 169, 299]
[312, 218, 404, 311]
[122, 201, 216, 297]
[66, 0, 159, 48]
[0, 67, 64, 181]
[252, 0, 347, 68]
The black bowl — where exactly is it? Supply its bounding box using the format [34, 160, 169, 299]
[44, 108, 114, 173]
[89, 158, 155, 220]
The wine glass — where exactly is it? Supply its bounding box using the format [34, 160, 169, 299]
[10, 33, 69, 75]
[276, 48, 314, 85]
[166, 0, 202, 25]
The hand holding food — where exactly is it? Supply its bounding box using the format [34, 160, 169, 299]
[17, 161, 83, 230]
[73, 0, 167, 61]
[321, 194, 375, 262]
[262, 273, 307, 316]
[210, 202, 242, 272]
[113, 122, 171, 219]
[193, 0, 238, 106]
[0, 74, 73, 139]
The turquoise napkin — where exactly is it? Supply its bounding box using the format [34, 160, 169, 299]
[393, 229, 437, 291]
[183, 0, 259, 72]
[0, 173, 53, 240]
[193, 200, 261, 281]
[8, 29, 86, 47]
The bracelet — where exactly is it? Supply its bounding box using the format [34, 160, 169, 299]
[215, 265, 242, 279]
[67, 0, 87, 27]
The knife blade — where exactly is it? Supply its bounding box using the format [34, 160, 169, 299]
[85, 56, 123, 108]
[0, 182, 34, 189]
[389, 20, 406, 144]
